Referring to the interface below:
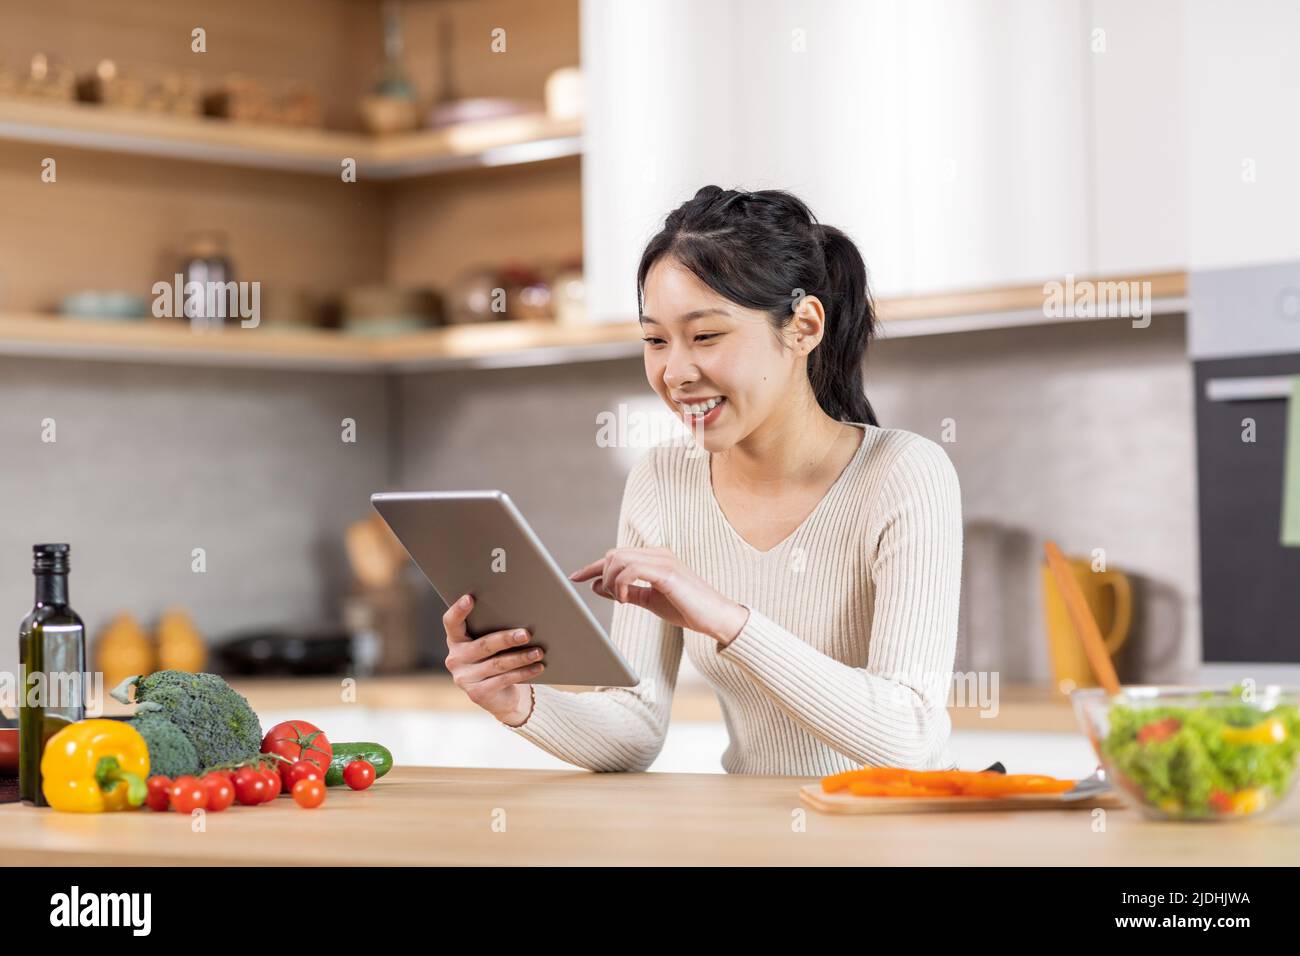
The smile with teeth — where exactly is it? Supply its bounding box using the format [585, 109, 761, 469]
[681, 396, 726, 422]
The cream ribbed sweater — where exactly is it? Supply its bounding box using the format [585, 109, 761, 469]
[503, 423, 964, 776]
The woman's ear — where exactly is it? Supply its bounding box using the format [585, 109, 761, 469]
[790, 295, 826, 354]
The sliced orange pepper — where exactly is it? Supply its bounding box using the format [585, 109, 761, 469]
[953, 774, 1075, 796]
[849, 781, 957, 797]
[821, 766, 1078, 798]
[821, 767, 912, 792]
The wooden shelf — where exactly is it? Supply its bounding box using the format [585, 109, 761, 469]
[0, 98, 583, 178]
[0, 272, 1190, 373]
[0, 315, 387, 371]
[0, 314, 640, 372]
[878, 271, 1186, 322]
[875, 270, 1188, 339]
[369, 318, 646, 371]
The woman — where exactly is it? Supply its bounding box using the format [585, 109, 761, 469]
[443, 186, 964, 775]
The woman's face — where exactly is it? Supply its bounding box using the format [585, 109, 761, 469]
[640, 256, 822, 453]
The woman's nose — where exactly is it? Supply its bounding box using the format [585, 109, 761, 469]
[662, 352, 696, 391]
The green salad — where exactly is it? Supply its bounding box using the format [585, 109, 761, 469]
[1101, 689, 1300, 819]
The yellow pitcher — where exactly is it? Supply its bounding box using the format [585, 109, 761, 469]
[1041, 557, 1131, 694]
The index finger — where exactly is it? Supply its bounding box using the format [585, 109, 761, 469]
[442, 593, 475, 643]
[568, 559, 604, 582]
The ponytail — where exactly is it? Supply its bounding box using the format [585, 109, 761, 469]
[812, 224, 878, 426]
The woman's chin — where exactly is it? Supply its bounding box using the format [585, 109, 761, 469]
[683, 427, 729, 456]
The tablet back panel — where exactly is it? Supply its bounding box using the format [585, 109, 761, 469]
[371, 490, 637, 687]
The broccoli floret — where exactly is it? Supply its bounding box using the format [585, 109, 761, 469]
[127, 714, 200, 778]
[112, 671, 262, 771]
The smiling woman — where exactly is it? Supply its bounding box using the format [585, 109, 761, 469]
[491, 185, 964, 776]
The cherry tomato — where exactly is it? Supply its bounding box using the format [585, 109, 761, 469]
[343, 760, 376, 791]
[199, 773, 234, 812]
[283, 759, 325, 791]
[292, 778, 325, 809]
[1137, 717, 1181, 744]
[260, 767, 282, 801]
[233, 766, 268, 806]
[146, 775, 172, 812]
[169, 775, 208, 813]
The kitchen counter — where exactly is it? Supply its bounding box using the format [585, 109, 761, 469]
[1, 765, 1296, 866]
[95, 674, 1080, 732]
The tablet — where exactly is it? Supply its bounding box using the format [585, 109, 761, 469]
[370, 490, 638, 687]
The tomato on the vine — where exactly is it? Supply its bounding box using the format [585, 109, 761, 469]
[169, 775, 208, 813]
[344, 760, 375, 791]
[283, 759, 325, 791]
[146, 775, 172, 812]
[201, 773, 234, 812]
[260, 767, 282, 801]
[292, 778, 326, 808]
[233, 766, 268, 806]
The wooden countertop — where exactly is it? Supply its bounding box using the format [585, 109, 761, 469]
[2, 765, 1295, 866]
[106, 674, 1081, 733]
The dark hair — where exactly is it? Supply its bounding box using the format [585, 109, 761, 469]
[636, 185, 879, 427]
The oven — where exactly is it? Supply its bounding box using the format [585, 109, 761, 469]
[1190, 261, 1300, 666]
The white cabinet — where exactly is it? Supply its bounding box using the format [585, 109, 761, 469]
[898, 1, 1094, 293]
[580, 0, 917, 317]
[1088, 0, 1188, 275]
[1182, 0, 1300, 270]
[580, 0, 743, 322]
[581, 0, 1096, 317]
[582, 0, 1300, 313]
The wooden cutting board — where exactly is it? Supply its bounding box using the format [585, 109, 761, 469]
[799, 783, 1125, 814]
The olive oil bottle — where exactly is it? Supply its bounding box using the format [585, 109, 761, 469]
[18, 543, 86, 806]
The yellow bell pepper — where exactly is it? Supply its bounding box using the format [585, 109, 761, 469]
[1221, 717, 1288, 746]
[1229, 788, 1268, 815]
[40, 719, 150, 812]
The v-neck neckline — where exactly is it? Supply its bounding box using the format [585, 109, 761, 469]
[706, 423, 869, 556]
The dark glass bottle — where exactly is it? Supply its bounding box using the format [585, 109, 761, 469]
[18, 543, 86, 806]
[180, 230, 234, 329]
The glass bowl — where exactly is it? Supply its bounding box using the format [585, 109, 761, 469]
[1071, 685, 1300, 822]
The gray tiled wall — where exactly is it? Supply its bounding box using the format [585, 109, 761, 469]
[0, 313, 1200, 689]
[0, 357, 391, 679]
[396, 313, 1201, 687]
[867, 314, 1199, 684]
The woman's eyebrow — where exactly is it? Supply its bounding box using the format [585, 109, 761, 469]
[640, 308, 732, 326]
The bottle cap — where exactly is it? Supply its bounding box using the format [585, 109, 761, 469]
[33, 543, 70, 574]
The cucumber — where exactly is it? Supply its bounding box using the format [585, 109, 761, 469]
[326, 742, 394, 787]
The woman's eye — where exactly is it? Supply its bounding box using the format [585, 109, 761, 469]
[640, 334, 719, 346]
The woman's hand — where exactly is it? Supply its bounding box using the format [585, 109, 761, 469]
[442, 594, 545, 725]
[569, 547, 750, 645]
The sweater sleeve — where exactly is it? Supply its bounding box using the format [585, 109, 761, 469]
[714, 437, 963, 770]
[500, 448, 685, 772]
